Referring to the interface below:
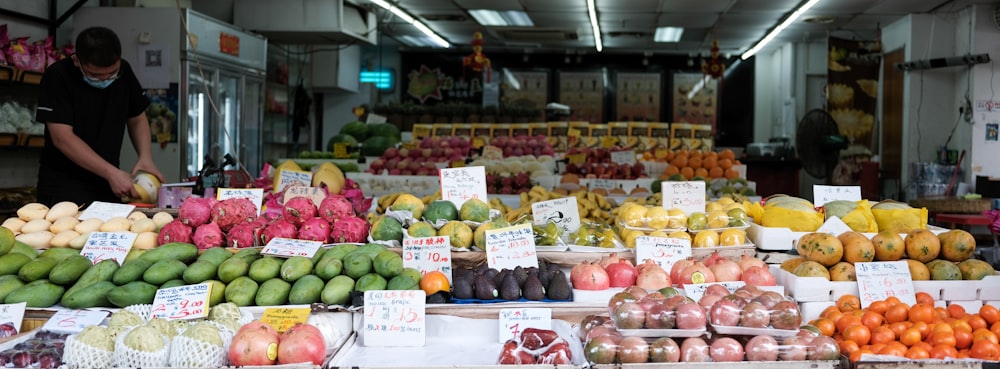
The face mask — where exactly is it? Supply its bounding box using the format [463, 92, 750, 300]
[79, 64, 120, 89]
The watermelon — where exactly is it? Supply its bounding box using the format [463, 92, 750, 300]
[367, 123, 401, 141]
[361, 136, 398, 157]
[340, 121, 369, 141]
[326, 134, 359, 151]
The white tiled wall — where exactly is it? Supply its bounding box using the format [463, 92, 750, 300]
[0, 151, 39, 188]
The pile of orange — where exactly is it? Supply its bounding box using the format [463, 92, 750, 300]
[642, 149, 742, 180]
[810, 293, 1000, 362]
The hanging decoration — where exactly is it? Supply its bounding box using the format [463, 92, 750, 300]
[462, 31, 492, 82]
[701, 38, 725, 80]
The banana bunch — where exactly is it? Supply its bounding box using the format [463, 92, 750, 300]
[376, 192, 403, 214]
[489, 197, 513, 218]
[421, 190, 442, 205]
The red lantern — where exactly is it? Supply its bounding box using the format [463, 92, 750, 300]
[701, 39, 725, 80]
[462, 32, 492, 82]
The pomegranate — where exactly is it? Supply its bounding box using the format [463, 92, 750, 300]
[779, 336, 809, 361]
[702, 251, 727, 267]
[612, 301, 646, 329]
[669, 258, 697, 283]
[579, 315, 610, 340]
[644, 299, 676, 329]
[751, 291, 786, 309]
[704, 283, 731, 297]
[709, 298, 742, 326]
[737, 254, 767, 271]
[608, 292, 637, 311]
[808, 335, 841, 360]
[584, 325, 622, 344]
[709, 259, 742, 282]
[710, 337, 745, 362]
[623, 285, 650, 299]
[742, 265, 777, 286]
[571, 261, 610, 290]
[734, 285, 764, 300]
[605, 261, 638, 288]
[739, 301, 771, 328]
[584, 335, 619, 364]
[769, 300, 802, 330]
[277, 323, 326, 365]
[618, 336, 650, 363]
[698, 293, 724, 311]
[679, 337, 711, 362]
[649, 337, 681, 362]
[745, 335, 779, 361]
[229, 320, 280, 366]
[674, 301, 707, 330]
[635, 260, 671, 290]
[599, 252, 632, 269]
[678, 263, 716, 285]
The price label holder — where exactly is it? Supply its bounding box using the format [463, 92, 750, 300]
[856, 261, 916, 308]
[402, 236, 453, 283]
[498, 308, 552, 342]
[333, 143, 349, 158]
[0, 302, 26, 335]
[366, 113, 388, 124]
[610, 150, 636, 165]
[78, 201, 135, 222]
[567, 128, 581, 146]
[217, 187, 265, 215]
[282, 186, 326, 207]
[683, 282, 746, 302]
[262, 237, 323, 258]
[601, 136, 617, 148]
[262, 307, 311, 333]
[450, 160, 465, 168]
[41, 308, 108, 334]
[589, 179, 616, 191]
[485, 223, 538, 270]
[661, 181, 706, 215]
[635, 236, 692, 271]
[276, 170, 313, 194]
[567, 153, 586, 165]
[482, 145, 504, 160]
[531, 197, 581, 234]
[439, 166, 488, 209]
[813, 185, 862, 207]
[150, 282, 212, 320]
[816, 216, 853, 237]
[363, 290, 426, 347]
[80, 232, 137, 265]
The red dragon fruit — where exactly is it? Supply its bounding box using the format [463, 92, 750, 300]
[318, 195, 354, 223]
[261, 219, 298, 244]
[211, 197, 258, 231]
[193, 222, 225, 249]
[157, 220, 193, 245]
[283, 197, 318, 226]
[227, 222, 257, 248]
[329, 216, 370, 243]
[177, 197, 216, 226]
[298, 217, 331, 242]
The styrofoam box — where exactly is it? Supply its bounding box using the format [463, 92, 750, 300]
[946, 300, 984, 311]
[977, 274, 1000, 300]
[773, 265, 986, 302]
[750, 223, 949, 251]
[799, 301, 836, 322]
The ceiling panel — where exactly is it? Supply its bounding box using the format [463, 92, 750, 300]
[529, 12, 592, 28]
[811, 0, 878, 15]
[729, 0, 804, 12]
[659, 0, 732, 13]
[867, 0, 955, 13]
[397, 0, 457, 11]
[599, 12, 658, 31]
[453, 0, 523, 11]
[522, 0, 589, 12]
[657, 14, 720, 28]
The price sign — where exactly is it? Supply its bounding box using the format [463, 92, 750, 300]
[276, 170, 313, 194]
[531, 197, 581, 234]
[482, 145, 504, 160]
[816, 216, 853, 237]
[402, 236, 453, 282]
[440, 166, 488, 209]
[499, 308, 552, 342]
[635, 236, 692, 271]
[0, 303, 26, 335]
[282, 186, 327, 207]
[661, 181, 706, 215]
[610, 150, 636, 165]
[80, 232, 137, 265]
[262, 307, 311, 333]
[78, 201, 135, 222]
[683, 282, 746, 302]
[363, 290, 426, 346]
[366, 113, 388, 124]
[856, 261, 916, 308]
[472, 137, 486, 149]
[450, 160, 465, 168]
[333, 143, 349, 158]
[485, 223, 538, 270]
[217, 187, 264, 215]
[589, 179, 616, 191]
[150, 283, 213, 320]
[262, 237, 323, 258]
[40, 308, 108, 334]
[654, 148, 670, 160]
[567, 153, 586, 165]
[600, 136, 617, 148]
[813, 185, 862, 206]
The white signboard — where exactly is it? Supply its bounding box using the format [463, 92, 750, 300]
[635, 236, 692, 271]
[78, 201, 135, 222]
[363, 290, 426, 346]
[217, 187, 265, 214]
[531, 197, 581, 234]
[661, 181, 707, 215]
[440, 166, 488, 209]
[485, 223, 538, 270]
[262, 237, 323, 258]
[856, 261, 916, 308]
[80, 232, 137, 265]
[813, 185, 861, 207]
[402, 236, 453, 283]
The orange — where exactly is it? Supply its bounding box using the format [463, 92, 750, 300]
[905, 345, 931, 360]
[419, 270, 450, 295]
[680, 167, 695, 180]
[718, 158, 733, 170]
[811, 318, 836, 337]
[702, 157, 717, 169]
[837, 294, 862, 313]
[843, 324, 871, 346]
[688, 157, 702, 169]
[836, 314, 863, 333]
[705, 151, 718, 160]
[930, 344, 959, 359]
[980, 304, 1000, 324]
[970, 340, 1000, 360]
[694, 168, 709, 178]
[955, 328, 973, 349]
[663, 165, 680, 177]
[886, 303, 910, 324]
[868, 300, 890, 316]
[899, 327, 922, 347]
[671, 156, 688, 168]
[724, 168, 740, 179]
[909, 303, 935, 324]
[861, 310, 884, 331]
[719, 148, 735, 160]
[708, 166, 724, 178]
[948, 304, 967, 319]
[870, 326, 896, 345]
[915, 291, 935, 305]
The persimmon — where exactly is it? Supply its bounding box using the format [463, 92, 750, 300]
[878, 341, 907, 357]
[885, 303, 910, 324]
[899, 327, 923, 347]
[870, 326, 896, 345]
[905, 345, 931, 360]
[930, 344, 959, 359]
[821, 305, 841, 319]
[912, 321, 931, 339]
[811, 318, 836, 337]
[947, 303, 967, 319]
[868, 300, 890, 315]
[955, 328, 973, 349]
[884, 296, 902, 306]
[980, 304, 1000, 324]
[861, 310, 884, 331]
[934, 306, 949, 321]
[991, 320, 1000, 337]
[973, 328, 999, 344]
[915, 291, 935, 305]
[840, 339, 861, 355]
[836, 314, 863, 334]
[951, 318, 973, 333]
[837, 294, 861, 312]
[967, 314, 988, 331]
[929, 331, 957, 347]
[889, 321, 913, 338]
[932, 322, 954, 335]
[969, 340, 1000, 360]
[908, 303, 936, 324]
[419, 270, 450, 295]
[843, 324, 871, 346]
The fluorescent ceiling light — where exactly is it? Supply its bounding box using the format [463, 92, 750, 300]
[741, 0, 821, 60]
[370, 0, 450, 48]
[469, 10, 534, 27]
[654, 27, 684, 42]
[412, 22, 450, 48]
[586, 0, 602, 52]
[398, 35, 440, 48]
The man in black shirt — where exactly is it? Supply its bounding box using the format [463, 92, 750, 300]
[35, 26, 164, 206]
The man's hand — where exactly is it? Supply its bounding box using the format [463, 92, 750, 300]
[108, 168, 137, 199]
[131, 158, 166, 183]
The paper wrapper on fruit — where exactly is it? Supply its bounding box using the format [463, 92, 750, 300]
[825, 200, 878, 233]
[871, 205, 928, 233]
[761, 202, 823, 232]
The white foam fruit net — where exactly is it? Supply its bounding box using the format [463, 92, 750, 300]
[113, 326, 171, 368]
[168, 321, 235, 368]
[62, 334, 114, 369]
[125, 304, 153, 321]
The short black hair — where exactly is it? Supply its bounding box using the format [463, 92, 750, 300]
[75, 27, 121, 67]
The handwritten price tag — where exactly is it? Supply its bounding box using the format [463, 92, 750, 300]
[78, 201, 135, 222]
[635, 236, 692, 271]
[151, 283, 212, 320]
[531, 197, 581, 234]
[856, 261, 916, 308]
[262, 237, 323, 258]
[482, 145, 504, 160]
[282, 186, 327, 207]
[499, 308, 552, 342]
[485, 223, 538, 270]
[41, 308, 108, 334]
[440, 166, 488, 209]
[402, 236, 453, 283]
[683, 282, 746, 301]
[363, 290, 426, 347]
[276, 170, 313, 194]
[610, 150, 636, 165]
[662, 181, 706, 215]
[262, 307, 311, 332]
[80, 232, 137, 265]
[217, 187, 264, 215]
[0, 303, 26, 335]
[813, 185, 861, 207]
[589, 179, 616, 190]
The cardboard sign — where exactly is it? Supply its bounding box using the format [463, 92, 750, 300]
[856, 261, 916, 308]
[499, 308, 552, 342]
[482, 145, 504, 160]
[217, 187, 264, 215]
[814, 185, 862, 206]
[661, 181, 707, 215]
[80, 232, 137, 265]
[363, 290, 426, 347]
[439, 166, 488, 209]
[276, 170, 313, 193]
[41, 308, 108, 334]
[485, 223, 538, 270]
[262, 307, 311, 333]
[402, 236, 453, 283]
[531, 197, 581, 234]
[78, 201, 135, 222]
[0, 303, 26, 335]
[610, 150, 636, 165]
[282, 186, 326, 207]
[262, 237, 323, 258]
[635, 236, 692, 271]
[816, 216, 853, 236]
[150, 283, 212, 320]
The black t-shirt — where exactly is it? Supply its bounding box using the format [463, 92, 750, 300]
[34, 57, 149, 206]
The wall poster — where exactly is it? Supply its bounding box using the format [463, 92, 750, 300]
[146, 83, 179, 147]
[500, 71, 548, 111]
[558, 71, 605, 122]
[827, 36, 881, 185]
[672, 73, 718, 128]
[616, 72, 661, 121]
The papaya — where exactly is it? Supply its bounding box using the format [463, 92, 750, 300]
[905, 259, 931, 281]
[938, 229, 976, 262]
[957, 259, 994, 280]
[904, 229, 940, 263]
[872, 230, 906, 261]
[792, 260, 831, 280]
[838, 231, 875, 263]
[780, 256, 806, 273]
[798, 233, 843, 267]
[925, 259, 961, 281]
[828, 261, 857, 281]
[390, 194, 425, 220]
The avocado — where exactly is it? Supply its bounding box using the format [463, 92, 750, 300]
[493, 269, 510, 288]
[451, 274, 474, 299]
[522, 274, 546, 301]
[473, 274, 497, 300]
[513, 266, 528, 287]
[538, 268, 553, 290]
[546, 270, 572, 300]
[499, 272, 521, 301]
[484, 268, 499, 281]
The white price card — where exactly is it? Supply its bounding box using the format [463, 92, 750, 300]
[635, 236, 692, 271]
[499, 308, 552, 342]
[813, 185, 861, 207]
[610, 150, 636, 165]
[816, 216, 853, 237]
[282, 186, 326, 207]
[217, 187, 265, 214]
[150, 282, 213, 320]
[366, 113, 387, 124]
[589, 179, 616, 191]
[683, 282, 746, 302]
[531, 197, 581, 234]
[856, 261, 916, 308]
[485, 223, 538, 270]
[363, 290, 426, 347]
[402, 236, 453, 283]
[41, 308, 108, 334]
[78, 201, 135, 222]
[276, 170, 313, 194]
[0, 303, 26, 336]
[661, 181, 706, 215]
[80, 232, 137, 265]
[440, 166, 488, 209]
[262, 237, 323, 258]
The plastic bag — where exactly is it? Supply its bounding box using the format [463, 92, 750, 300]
[824, 199, 877, 233]
[871, 201, 927, 232]
[568, 222, 625, 249]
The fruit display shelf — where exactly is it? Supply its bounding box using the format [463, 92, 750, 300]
[748, 222, 951, 251]
[772, 265, 1000, 303]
